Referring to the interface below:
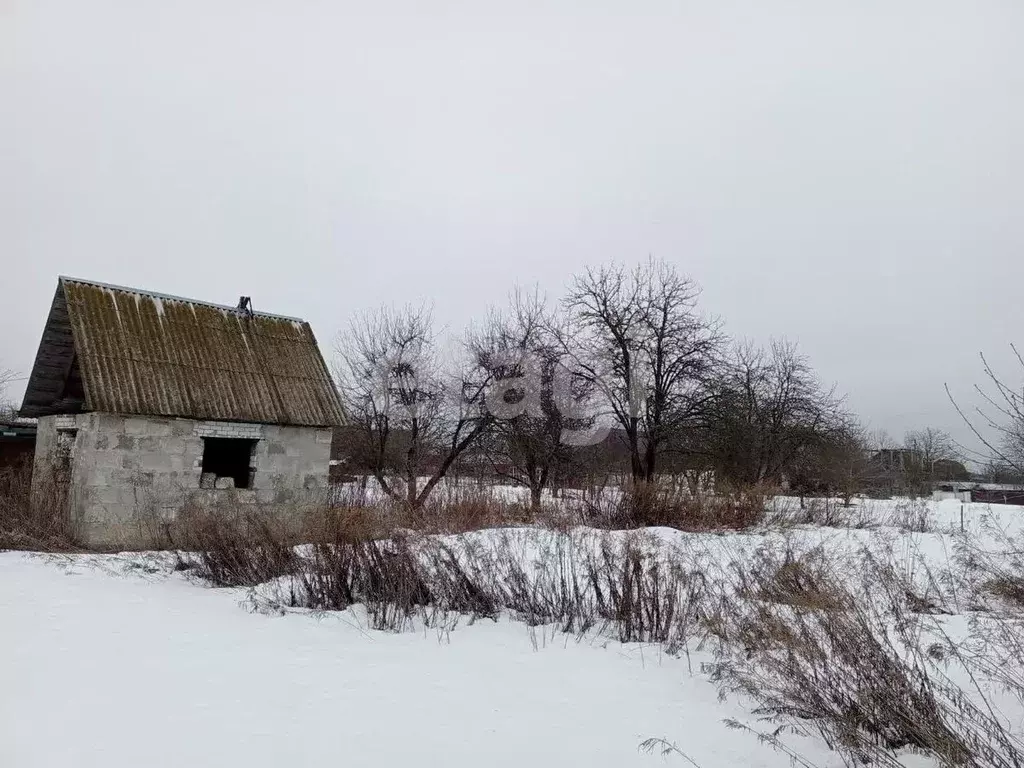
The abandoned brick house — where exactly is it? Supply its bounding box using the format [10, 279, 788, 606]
[19, 277, 345, 548]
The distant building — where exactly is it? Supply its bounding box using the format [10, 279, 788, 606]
[20, 277, 345, 548]
[868, 448, 970, 494]
[871, 448, 967, 478]
[933, 482, 1024, 506]
[970, 485, 1024, 505]
[0, 416, 36, 471]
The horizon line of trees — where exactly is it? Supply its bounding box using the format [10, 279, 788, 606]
[333, 257, 1016, 510]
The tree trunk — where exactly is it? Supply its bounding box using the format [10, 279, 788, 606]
[413, 418, 492, 509]
[627, 419, 644, 482]
[530, 483, 543, 511]
[405, 418, 419, 507]
[528, 465, 550, 511]
[643, 438, 657, 483]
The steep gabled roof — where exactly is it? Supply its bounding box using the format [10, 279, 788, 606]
[20, 277, 345, 427]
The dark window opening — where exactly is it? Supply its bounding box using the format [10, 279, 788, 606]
[201, 438, 256, 489]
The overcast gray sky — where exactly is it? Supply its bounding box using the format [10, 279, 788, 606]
[3, 0, 1022, 454]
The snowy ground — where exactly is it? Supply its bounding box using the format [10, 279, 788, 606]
[0, 550, 835, 768]
[3, 496, 1023, 767]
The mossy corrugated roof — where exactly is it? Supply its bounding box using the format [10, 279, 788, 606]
[21, 277, 344, 427]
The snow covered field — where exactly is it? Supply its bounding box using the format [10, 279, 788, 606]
[0, 551, 817, 768]
[3, 496, 1024, 767]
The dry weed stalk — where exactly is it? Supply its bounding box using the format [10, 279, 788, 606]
[0, 460, 79, 551]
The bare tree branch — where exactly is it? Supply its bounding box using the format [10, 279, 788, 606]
[334, 305, 493, 507]
[706, 338, 852, 489]
[469, 287, 576, 509]
[947, 345, 1024, 475]
[561, 258, 724, 483]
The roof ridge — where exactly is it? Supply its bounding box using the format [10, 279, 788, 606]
[57, 276, 307, 323]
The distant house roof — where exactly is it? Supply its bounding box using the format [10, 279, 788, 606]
[937, 481, 1024, 492]
[20, 277, 345, 427]
[0, 416, 36, 439]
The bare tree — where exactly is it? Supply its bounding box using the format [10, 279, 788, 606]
[1004, 417, 1024, 474]
[903, 427, 959, 466]
[335, 305, 493, 508]
[0, 367, 17, 420]
[947, 345, 1024, 475]
[562, 258, 723, 483]
[706, 339, 851, 488]
[867, 428, 896, 453]
[470, 289, 572, 510]
[902, 427, 966, 485]
[980, 459, 1024, 485]
[786, 425, 870, 506]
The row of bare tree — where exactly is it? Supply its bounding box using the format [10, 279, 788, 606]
[331, 260, 1024, 510]
[333, 258, 882, 509]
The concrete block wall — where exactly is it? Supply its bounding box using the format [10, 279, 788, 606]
[32, 415, 59, 478]
[249, 424, 332, 506]
[31, 415, 67, 509]
[33, 412, 332, 549]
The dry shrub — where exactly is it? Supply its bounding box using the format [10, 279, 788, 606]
[941, 523, 1024, 729]
[846, 501, 886, 530]
[707, 542, 1024, 768]
[487, 532, 708, 646]
[711, 609, 972, 764]
[795, 497, 846, 528]
[171, 501, 297, 587]
[983, 577, 1024, 607]
[402, 487, 533, 534]
[770, 497, 864, 529]
[743, 547, 852, 613]
[0, 460, 78, 552]
[293, 537, 434, 625]
[533, 502, 581, 534]
[323, 479, 771, 535]
[767, 497, 937, 534]
[169, 485, 539, 594]
[301, 503, 396, 545]
[480, 533, 594, 632]
[592, 482, 771, 532]
[587, 539, 706, 646]
[886, 498, 933, 533]
[421, 541, 502, 619]
[955, 517, 1024, 610]
[284, 535, 499, 630]
[252, 528, 708, 643]
[468, 532, 707, 644]
[318, 485, 534, 538]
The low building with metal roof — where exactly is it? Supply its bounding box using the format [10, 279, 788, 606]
[0, 416, 37, 472]
[20, 277, 345, 548]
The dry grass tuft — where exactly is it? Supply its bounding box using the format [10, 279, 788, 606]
[0, 460, 79, 552]
[585, 482, 772, 532]
[401, 487, 534, 534]
[955, 517, 1024, 611]
[170, 502, 297, 587]
[708, 541, 1024, 768]
[983, 577, 1024, 607]
[747, 548, 852, 613]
